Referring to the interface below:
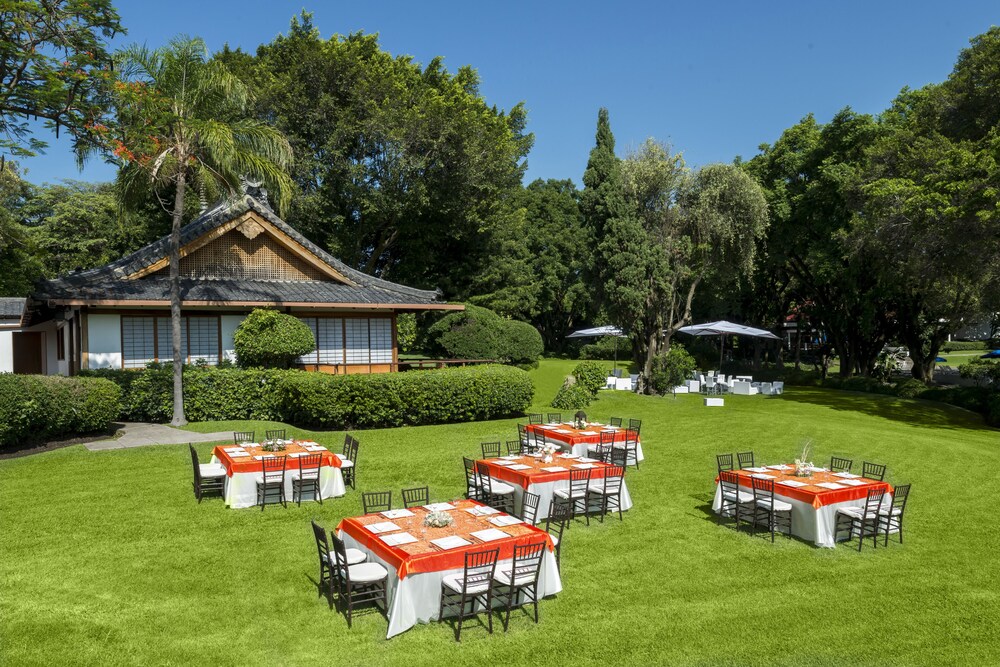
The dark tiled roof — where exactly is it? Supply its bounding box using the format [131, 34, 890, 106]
[28, 194, 444, 309]
[0, 297, 25, 319]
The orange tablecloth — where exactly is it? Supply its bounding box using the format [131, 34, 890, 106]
[479, 455, 616, 489]
[719, 467, 892, 509]
[526, 423, 633, 447]
[212, 441, 341, 476]
[337, 499, 554, 579]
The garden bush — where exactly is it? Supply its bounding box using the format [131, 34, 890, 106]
[89, 364, 533, 428]
[426, 304, 542, 365]
[233, 308, 316, 369]
[572, 361, 608, 396]
[648, 344, 697, 395]
[959, 359, 1000, 387]
[893, 378, 929, 399]
[577, 336, 623, 360]
[550, 379, 592, 410]
[0, 374, 121, 448]
[941, 340, 987, 352]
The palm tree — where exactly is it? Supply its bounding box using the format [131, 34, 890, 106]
[111, 36, 293, 426]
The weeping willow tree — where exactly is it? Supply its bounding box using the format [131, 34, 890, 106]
[108, 36, 293, 425]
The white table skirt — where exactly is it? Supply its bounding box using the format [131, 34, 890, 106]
[339, 531, 563, 638]
[569, 440, 645, 464]
[495, 476, 634, 524]
[711, 483, 892, 548]
[210, 456, 346, 509]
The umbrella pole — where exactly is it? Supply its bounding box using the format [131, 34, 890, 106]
[719, 335, 724, 372]
[613, 337, 618, 374]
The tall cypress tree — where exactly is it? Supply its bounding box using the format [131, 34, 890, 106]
[581, 108, 628, 240]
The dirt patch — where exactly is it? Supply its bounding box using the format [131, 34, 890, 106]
[0, 424, 125, 460]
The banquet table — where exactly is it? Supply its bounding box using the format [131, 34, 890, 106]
[525, 423, 645, 464]
[711, 465, 893, 547]
[337, 498, 561, 638]
[478, 454, 634, 522]
[210, 441, 346, 509]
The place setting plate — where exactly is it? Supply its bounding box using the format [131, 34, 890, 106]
[470, 528, 509, 543]
[489, 515, 524, 527]
[423, 502, 456, 512]
[365, 521, 402, 534]
[380, 532, 418, 546]
[465, 505, 500, 517]
[430, 535, 473, 550]
[381, 509, 415, 519]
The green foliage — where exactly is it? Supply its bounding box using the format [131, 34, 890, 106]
[0, 0, 123, 159]
[959, 359, 1000, 388]
[0, 164, 43, 295]
[941, 341, 987, 352]
[396, 314, 417, 354]
[893, 378, 929, 399]
[0, 375, 121, 448]
[469, 179, 593, 350]
[578, 336, 624, 360]
[550, 380, 593, 410]
[216, 13, 532, 296]
[83, 365, 533, 428]
[233, 309, 316, 369]
[425, 305, 542, 365]
[572, 361, 608, 396]
[648, 345, 697, 395]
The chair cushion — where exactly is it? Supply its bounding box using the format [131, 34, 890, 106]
[756, 498, 792, 512]
[837, 506, 868, 518]
[326, 548, 366, 567]
[587, 483, 620, 495]
[723, 490, 754, 503]
[346, 562, 388, 583]
[442, 573, 490, 595]
[553, 488, 583, 499]
[288, 469, 319, 481]
[490, 480, 515, 495]
[338, 458, 354, 468]
[199, 463, 227, 478]
[877, 507, 903, 516]
[494, 566, 537, 587]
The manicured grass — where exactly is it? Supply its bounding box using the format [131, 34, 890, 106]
[2, 360, 999, 665]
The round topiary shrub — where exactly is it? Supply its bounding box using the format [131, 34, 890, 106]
[501, 319, 544, 366]
[551, 378, 593, 410]
[893, 378, 928, 399]
[233, 309, 316, 369]
[572, 361, 608, 396]
[426, 304, 542, 366]
[648, 344, 697, 395]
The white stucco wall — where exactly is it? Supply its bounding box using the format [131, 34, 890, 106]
[221, 314, 245, 363]
[0, 330, 12, 373]
[87, 314, 122, 369]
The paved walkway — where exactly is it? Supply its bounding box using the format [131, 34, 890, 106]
[86, 422, 233, 451]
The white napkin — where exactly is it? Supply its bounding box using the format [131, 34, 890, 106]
[507, 463, 532, 471]
[490, 515, 524, 527]
[380, 532, 417, 546]
[465, 505, 500, 516]
[287, 452, 307, 458]
[767, 465, 792, 471]
[381, 509, 415, 519]
[491, 460, 516, 467]
[778, 479, 808, 487]
[502, 455, 522, 460]
[578, 457, 598, 463]
[228, 451, 250, 457]
[423, 502, 456, 512]
[542, 466, 566, 473]
[554, 429, 572, 434]
[365, 521, 400, 534]
[807, 466, 828, 473]
[751, 473, 776, 479]
[579, 431, 599, 436]
[839, 479, 866, 487]
[431, 535, 472, 550]
[746, 467, 769, 473]
[558, 453, 579, 459]
[816, 482, 846, 490]
[470, 528, 509, 542]
[833, 472, 861, 479]
[572, 463, 596, 469]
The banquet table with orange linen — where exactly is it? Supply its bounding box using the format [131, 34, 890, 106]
[479, 453, 634, 521]
[210, 441, 346, 508]
[711, 465, 892, 547]
[525, 422, 645, 463]
[337, 498, 562, 638]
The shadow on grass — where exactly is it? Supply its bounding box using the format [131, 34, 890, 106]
[774, 388, 992, 432]
[692, 498, 829, 548]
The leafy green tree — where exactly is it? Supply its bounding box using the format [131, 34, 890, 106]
[0, 0, 122, 159]
[233, 309, 315, 369]
[109, 36, 293, 425]
[216, 13, 532, 296]
[0, 163, 43, 295]
[470, 179, 593, 350]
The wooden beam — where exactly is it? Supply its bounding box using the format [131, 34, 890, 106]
[48, 299, 464, 311]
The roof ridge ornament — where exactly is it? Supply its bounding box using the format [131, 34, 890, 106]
[240, 175, 272, 212]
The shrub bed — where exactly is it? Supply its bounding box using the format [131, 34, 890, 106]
[0, 374, 122, 448]
[941, 340, 987, 352]
[83, 364, 533, 429]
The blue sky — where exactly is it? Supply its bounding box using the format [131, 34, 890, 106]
[14, 1, 1000, 186]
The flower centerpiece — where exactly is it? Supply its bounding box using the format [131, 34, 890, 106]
[423, 511, 453, 528]
[794, 439, 814, 477]
[261, 439, 287, 452]
[573, 410, 588, 430]
[537, 441, 561, 463]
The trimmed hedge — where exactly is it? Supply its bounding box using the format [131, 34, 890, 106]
[941, 340, 987, 352]
[0, 374, 122, 448]
[426, 304, 543, 366]
[82, 364, 533, 429]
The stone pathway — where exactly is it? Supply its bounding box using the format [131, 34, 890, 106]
[85, 422, 233, 451]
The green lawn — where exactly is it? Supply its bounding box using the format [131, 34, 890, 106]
[2, 360, 999, 665]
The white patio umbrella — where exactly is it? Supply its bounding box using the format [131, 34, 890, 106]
[677, 320, 780, 370]
[566, 325, 626, 373]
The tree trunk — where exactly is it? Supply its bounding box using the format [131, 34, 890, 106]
[170, 168, 188, 427]
[639, 329, 659, 394]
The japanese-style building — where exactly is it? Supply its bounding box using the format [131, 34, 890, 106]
[8, 192, 461, 376]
